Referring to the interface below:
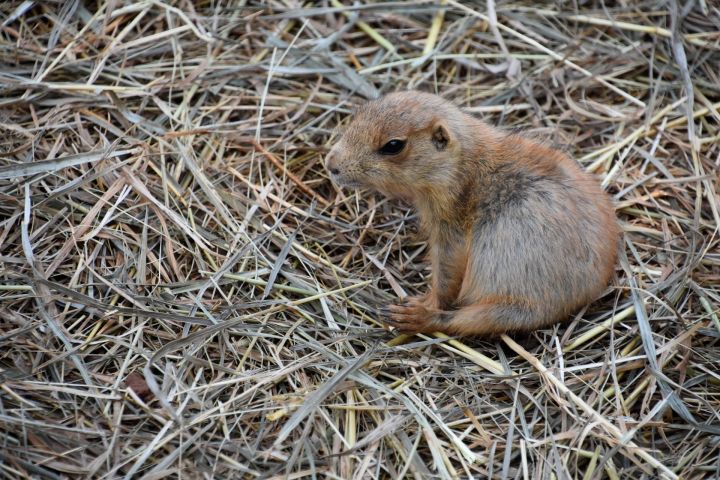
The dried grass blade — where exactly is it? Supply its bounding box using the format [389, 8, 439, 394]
[0, 148, 136, 180]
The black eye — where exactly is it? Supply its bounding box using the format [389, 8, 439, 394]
[378, 139, 406, 155]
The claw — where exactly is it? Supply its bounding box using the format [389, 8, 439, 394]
[378, 304, 414, 316]
[381, 316, 400, 325]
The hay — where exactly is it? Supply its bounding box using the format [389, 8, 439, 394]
[1, 1, 719, 478]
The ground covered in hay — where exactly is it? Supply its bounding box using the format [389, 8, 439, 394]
[1, 1, 719, 479]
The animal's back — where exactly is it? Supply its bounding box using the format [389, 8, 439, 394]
[459, 137, 618, 330]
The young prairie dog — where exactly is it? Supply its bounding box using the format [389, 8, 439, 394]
[325, 91, 618, 336]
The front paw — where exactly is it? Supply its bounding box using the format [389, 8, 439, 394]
[379, 297, 438, 334]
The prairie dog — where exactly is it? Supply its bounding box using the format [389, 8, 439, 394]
[325, 91, 618, 336]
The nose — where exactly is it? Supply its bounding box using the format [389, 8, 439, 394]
[325, 150, 340, 175]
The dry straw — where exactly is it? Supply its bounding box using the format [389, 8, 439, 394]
[0, 1, 718, 479]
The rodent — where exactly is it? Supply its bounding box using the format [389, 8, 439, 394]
[325, 91, 619, 336]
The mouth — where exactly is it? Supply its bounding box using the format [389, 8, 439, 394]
[330, 175, 363, 189]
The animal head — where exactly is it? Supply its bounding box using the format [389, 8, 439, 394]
[325, 91, 463, 198]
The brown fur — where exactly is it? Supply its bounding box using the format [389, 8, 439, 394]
[325, 91, 619, 336]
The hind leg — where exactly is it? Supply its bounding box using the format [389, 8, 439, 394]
[437, 300, 540, 336]
[382, 297, 540, 336]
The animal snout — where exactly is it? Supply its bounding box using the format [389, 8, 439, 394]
[325, 150, 341, 175]
[324, 147, 362, 188]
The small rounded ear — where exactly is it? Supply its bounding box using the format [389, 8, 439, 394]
[431, 122, 451, 151]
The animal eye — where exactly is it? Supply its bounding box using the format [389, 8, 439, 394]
[378, 139, 406, 155]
